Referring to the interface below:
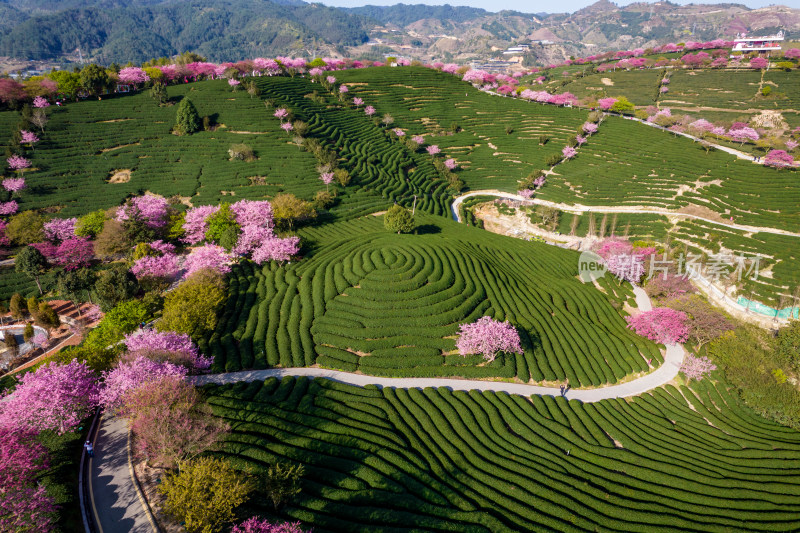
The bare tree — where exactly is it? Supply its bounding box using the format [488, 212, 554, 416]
[31, 109, 49, 133]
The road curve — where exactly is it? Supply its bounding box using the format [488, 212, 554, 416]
[195, 285, 685, 403]
[451, 190, 800, 238]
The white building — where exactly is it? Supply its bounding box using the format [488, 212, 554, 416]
[731, 31, 784, 56]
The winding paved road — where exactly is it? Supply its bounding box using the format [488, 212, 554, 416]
[451, 190, 800, 238]
[89, 415, 156, 533]
[194, 286, 685, 402]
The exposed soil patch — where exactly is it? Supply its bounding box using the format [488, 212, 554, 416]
[676, 203, 726, 224]
[107, 169, 131, 183]
[97, 118, 132, 123]
[99, 142, 140, 154]
[371, 210, 388, 216]
[600, 77, 614, 86]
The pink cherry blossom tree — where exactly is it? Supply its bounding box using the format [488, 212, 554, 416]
[130, 252, 181, 281]
[6, 155, 30, 171]
[582, 122, 599, 135]
[43, 217, 77, 242]
[444, 158, 457, 170]
[184, 244, 232, 276]
[455, 316, 523, 362]
[118, 67, 150, 85]
[319, 172, 334, 191]
[764, 149, 795, 168]
[364, 105, 376, 116]
[183, 205, 220, 244]
[32, 96, 50, 108]
[0, 201, 18, 216]
[562, 146, 577, 160]
[0, 359, 99, 434]
[597, 97, 617, 110]
[99, 355, 188, 411]
[2, 178, 25, 194]
[352, 97, 364, 107]
[251, 235, 300, 264]
[0, 427, 57, 532]
[20, 130, 39, 145]
[680, 355, 716, 382]
[116, 195, 171, 228]
[749, 57, 769, 70]
[625, 307, 689, 344]
[426, 145, 441, 156]
[51, 237, 94, 270]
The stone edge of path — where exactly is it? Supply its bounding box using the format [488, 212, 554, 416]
[127, 424, 162, 533]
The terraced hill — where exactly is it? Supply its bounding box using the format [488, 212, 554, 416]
[554, 68, 800, 128]
[205, 214, 658, 386]
[203, 376, 800, 532]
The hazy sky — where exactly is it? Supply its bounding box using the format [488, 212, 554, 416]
[318, 0, 788, 13]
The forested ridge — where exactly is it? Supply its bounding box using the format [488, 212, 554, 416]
[0, 0, 369, 63]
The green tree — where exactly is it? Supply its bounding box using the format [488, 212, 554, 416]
[57, 269, 96, 315]
[15, 246, 49, 294]
[6, 211, 45, 245]
[84, 300, 148, 350]
[75, 210, 106, 238]
[204, 204, 239, 246]
[9, 293, 26, 320]
[610, 96, 635, 115]
[384, 204, 415, 234]
[47, 71, 81, 100]
[158, 269, 226, 337]
[261, 462, 304, 510]
[35, 301, 60, 330]
[23, 323, 34, 342]
[79, 64, 111, 97]
[150, 82, 168, 105]
[3, 330, 19, 358]
[271, 193, 315, 231]
[175, 97, 201, 135]
[159, 456, 253, 533]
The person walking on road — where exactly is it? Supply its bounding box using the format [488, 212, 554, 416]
[84, 440, 94, 458]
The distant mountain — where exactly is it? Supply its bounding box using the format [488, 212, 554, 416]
[0, 0, 369, 63]
[0, 0, 799, 66]
[343, 4, 489, 26]
[344, 1, 800, 66]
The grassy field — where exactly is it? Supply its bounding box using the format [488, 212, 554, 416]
[203, 376, 800, 532]
[205, 214, 658, 387]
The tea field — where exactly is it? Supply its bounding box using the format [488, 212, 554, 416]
[542, 116, 800, 231]
[334, 66, 589, 192]
[203, 375, 800, 532]
[204, 214, 658, 386]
